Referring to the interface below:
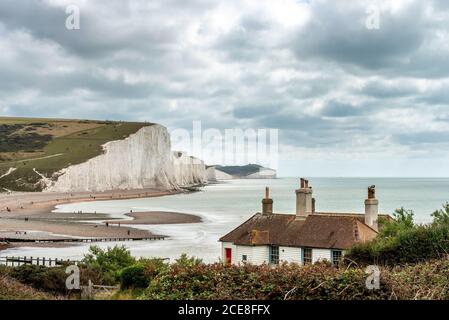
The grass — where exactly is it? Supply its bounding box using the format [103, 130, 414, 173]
[0, 275, 61, 300]
[0, 117, 152, 191]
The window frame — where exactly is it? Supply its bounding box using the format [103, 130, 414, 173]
[302, 247, 312, 265]
[269, 245, 279, 265]
[242, 254, 247, 262]
[331, 250, 342, 267]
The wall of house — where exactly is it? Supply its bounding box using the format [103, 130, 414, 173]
[312, 248, 332, 263]
[236, 245, 253, 263]
[221, 243, 269, 264]
[222, 243, 339, 265]
[221, 242, 237, 263]
[251, 246, 269, 264]
[279, 246, 302, 264]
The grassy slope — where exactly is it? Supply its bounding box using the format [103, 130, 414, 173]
[0, 275, 60, 300]
[0, 117, 152, 191]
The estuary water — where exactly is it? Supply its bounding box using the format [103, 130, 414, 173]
[2, 178, 449, 262]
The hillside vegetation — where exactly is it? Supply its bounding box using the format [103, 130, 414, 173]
[346, 204, 449, 265]
[215, 164, 265, 177]
[3, 246, 449, 300]
[0, 117, 151, 191]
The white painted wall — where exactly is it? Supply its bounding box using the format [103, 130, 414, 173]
[221, 242, 237, 264]
[312, 248, 332, 263]
[280, 246, 302, 264]
[236, 245, 253, 263]
[222, 243, 337, 265]
[221, 243, 269, 264]
[252, 246, 269, 264]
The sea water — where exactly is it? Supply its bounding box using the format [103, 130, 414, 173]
[2, 178, 449, 262]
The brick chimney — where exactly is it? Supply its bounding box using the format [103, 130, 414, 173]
[365, 185, 378, 231]
[296, 178, 313, 218]
[262, 186, 273, 215]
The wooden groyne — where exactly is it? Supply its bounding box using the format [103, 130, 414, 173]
[0, 235, 166, 244]
[0, 255, 79, 267]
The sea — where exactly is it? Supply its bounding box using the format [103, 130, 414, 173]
[2, 178, 449, 263]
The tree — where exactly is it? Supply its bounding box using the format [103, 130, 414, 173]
[431, 203, 449, 226]
[378, 207, 415, 238]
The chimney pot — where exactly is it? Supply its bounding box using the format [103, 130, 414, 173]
[312, 198, 316, 213]
[365, 185, 379, 231]
[262, 187, 273, 215]
[296, 178, 313, 218]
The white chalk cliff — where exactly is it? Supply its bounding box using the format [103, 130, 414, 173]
[45, 124, 207, 192]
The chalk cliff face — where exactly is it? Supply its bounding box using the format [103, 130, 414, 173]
[172, 152, 207, 186]
[45, 124, 207, 192]
[206, 167, 233, 181]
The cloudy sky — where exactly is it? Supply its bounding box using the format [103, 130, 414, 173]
[1, 0, 449, 177]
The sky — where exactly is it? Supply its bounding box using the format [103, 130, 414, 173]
[1, 0, 449, 177]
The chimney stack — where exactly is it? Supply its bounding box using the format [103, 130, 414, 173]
[364, 185, 378, 231]
[296, 178, 313, 218]
[262, 187, 273, 215]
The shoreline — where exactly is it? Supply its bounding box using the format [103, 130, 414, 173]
[0, 188, 201, 251]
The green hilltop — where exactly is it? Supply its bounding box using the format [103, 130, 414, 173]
[0, 117, 152, 192]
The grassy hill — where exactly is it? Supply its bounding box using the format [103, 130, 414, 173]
[215, 164, 264, 177]
[0, 117, 152, 192]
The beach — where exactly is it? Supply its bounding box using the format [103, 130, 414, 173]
[0, 188, 201, 251]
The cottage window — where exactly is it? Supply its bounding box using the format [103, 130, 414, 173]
[269, 246, 279, 265]
[242, 255, 247, 262]
[303, 248, 312, 265]
[332, 250, 342, 267]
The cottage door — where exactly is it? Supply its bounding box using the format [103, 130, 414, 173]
[225, 248, 232, 264]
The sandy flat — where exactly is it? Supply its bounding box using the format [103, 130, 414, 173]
[106, 211, 202, 225]
[0, 188, 201, 250]
[0, 219, 153, 238]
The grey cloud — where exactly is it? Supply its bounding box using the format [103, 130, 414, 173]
[360, 81, 418, 99]
[1, 0, 449, 176]
[319, 102, 362, 118]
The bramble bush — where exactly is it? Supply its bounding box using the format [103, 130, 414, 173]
[139, 258, 449, 300]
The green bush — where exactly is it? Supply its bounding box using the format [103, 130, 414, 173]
[431, 203, 449, 226]
[10, 264, 68, 294]
[345, 204, 449, 266]
[81, 245, 136, 285]
[119, 264, 148, 289]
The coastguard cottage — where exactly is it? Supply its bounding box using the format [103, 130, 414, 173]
[219, 179, 388, 266]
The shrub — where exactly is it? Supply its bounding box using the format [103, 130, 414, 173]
[378, 207, 415, 238]
[431, 203, 449, 226]
[143, 261, 390, 300]
[81, 245, 136, 285]
[10, 264, 68, 294]
[119, 264, 148, 289]
[346, 223, 449, 266]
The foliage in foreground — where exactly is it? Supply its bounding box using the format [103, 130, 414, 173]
[0, 274, 60, 300]
[140, 259, 449, 300]
[347, 205, 449, 266]
[4, 246, 449, 300]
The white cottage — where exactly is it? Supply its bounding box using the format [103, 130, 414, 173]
[219, 179, 388, 266]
